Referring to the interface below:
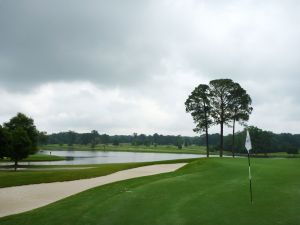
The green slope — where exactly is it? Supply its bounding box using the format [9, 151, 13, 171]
[1, 158, 299, 225]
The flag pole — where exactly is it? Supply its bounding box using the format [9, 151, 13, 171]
[247, 152, 253, 204]
[245, 129, 253, 204]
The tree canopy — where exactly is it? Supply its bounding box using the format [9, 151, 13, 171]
[10, 128, 32, 169]
[4, 113, 38, 154]
[185, 79, 252, 157]
[185, 84, 212, 157]
[228, 82, 252, 157]
[0, 113, 39, 170]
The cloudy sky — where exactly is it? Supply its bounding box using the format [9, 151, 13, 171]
[0, 0, 300, 135]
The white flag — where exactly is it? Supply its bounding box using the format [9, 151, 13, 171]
[245, 130, 252, 152]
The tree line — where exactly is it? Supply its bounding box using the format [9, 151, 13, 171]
[44, 131, 202, 148]
[43, 127, 299, 155]
[185, 78, 252, 157]
[0, 113, 39, 170]
[199, 126, 299, 155]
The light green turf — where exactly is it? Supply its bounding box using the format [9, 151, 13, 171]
[1, 158, 299, 225]
[0, 154, 65, 162]
[0, 158, 198, 188]
[20, 154, 65, 161]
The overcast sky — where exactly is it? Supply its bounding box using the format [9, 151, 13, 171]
[0, 0, 300, 135]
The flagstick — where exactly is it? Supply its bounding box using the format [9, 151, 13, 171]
[247, 152, 253, 204]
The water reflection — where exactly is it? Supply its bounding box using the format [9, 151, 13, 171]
[32, 150, 203, 165]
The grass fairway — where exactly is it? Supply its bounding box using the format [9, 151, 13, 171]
[1, 158, 299, 225]
[21, 154, 65, 162]
[0, 154, 65, 162]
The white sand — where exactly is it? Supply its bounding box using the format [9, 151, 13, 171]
[0, 163, 186, 218]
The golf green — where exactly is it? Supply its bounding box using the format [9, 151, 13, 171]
[1, 158, 299, 225]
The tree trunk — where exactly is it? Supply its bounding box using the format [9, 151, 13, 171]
[220, 98, 224, 157]
[220, 122, 223, 157]
[204, 103, 209, 158]
[232, 118, 236, 158]
[14, 160, 18, 171]
[205, 128, 209, 158]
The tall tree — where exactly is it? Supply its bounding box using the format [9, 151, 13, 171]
[4, 113, 39, 154]
[185, 84, 212, 157]
[209, 79, 236, 157]
[10, 128, 32, 170]
[229, 83, 253, 157]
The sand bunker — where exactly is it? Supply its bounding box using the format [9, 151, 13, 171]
[0, 163, 186, 217]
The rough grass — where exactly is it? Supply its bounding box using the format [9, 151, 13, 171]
[1, 158, 299, 225]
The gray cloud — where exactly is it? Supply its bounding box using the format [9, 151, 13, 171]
[0, 0, 300, 134]
[0, 0, 167, 90]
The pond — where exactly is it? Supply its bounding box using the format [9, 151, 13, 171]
[29, 150, 203, 165]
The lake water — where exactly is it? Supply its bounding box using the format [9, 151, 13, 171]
[28, 150, 203, 165]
